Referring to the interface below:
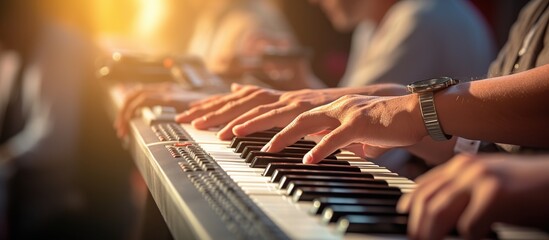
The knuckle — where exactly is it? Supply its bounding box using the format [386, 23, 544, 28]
[255, 105, 270, 113]
[318, 135, 335, 148]
[290, 100, 315, 109]
[242, 85, 260, 94]
[293, 114, 309, 125]
[224, 100, 239, 108]
[341, 94, 358, 100]
[267, 108, 282, 117]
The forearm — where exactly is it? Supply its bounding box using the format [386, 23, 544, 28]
[436, 65, 549, 147]
[334, 83, 408, 97]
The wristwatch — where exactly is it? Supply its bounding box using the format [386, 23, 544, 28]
[406, 77, 459, 141]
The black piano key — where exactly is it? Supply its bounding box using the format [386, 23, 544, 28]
[229, 137, 316, 148]
[240, 145, 309, 156]
[310, 197, 399, 215]
[337, 213, 498, 238]
[237, 142, 316, 155]
[279, 175, 386, 190]
[279, 175, 386, 189]
[243, 151, 297, 163]
[234, 142, 265, 153]
[271, 169, 377, 183]
[250, 157, 348, 168]
[292, 187, 402, 202]
[286, 181, 400, 195]
[230, 137, 271, 148]
[263, 163, 361, 177]
[336, 215, 408, 234]
[244, 151, 337, 163]
[321, 205, 404, 223]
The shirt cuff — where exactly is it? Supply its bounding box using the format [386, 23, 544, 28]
[454, 137, 481, 154]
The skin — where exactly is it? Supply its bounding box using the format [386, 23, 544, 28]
[115, 82, 202, 137]
[397, 153, 549, 240]
[175, 83, 408, 140]
[262, 65, 549, 163]
[261, 93, 424, 163]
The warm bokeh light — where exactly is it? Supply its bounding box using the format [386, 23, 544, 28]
[92, 0, 138, 35]
[34, 0, 196, 55]
[135, 0, 168, 38]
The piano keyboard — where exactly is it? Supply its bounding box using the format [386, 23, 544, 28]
[126, 117, 549, 240]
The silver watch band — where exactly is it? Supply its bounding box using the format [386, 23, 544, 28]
[418, 92, 450, 141]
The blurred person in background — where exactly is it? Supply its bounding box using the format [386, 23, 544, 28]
[0, 0, 137, 238]
[186, 0, 297, 75]
[312, 0, 494, 87]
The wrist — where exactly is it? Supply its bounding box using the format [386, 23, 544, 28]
[405, 94, 429, 140]
[407, 77, 459, 141]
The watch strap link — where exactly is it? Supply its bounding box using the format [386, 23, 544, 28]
[418, 92, 451, 141]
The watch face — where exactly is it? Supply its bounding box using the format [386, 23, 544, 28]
[407, 77, 458, 93]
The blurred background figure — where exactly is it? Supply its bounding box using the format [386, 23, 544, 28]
[185, 0, 296, 75]
[0, 0, 95, 238]
[306, 0, 495, 87]
[0, 0, 139, 239]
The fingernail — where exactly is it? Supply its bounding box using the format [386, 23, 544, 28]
[303, 152, 313, 164]
[191, 119, 202, 128]
[232, 124, 245, 135]
[261, 143, 270, 152]
[216, 130, 232, 140]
